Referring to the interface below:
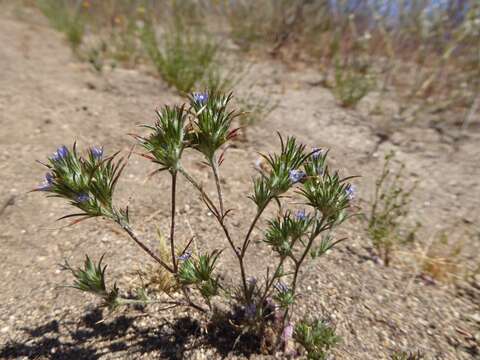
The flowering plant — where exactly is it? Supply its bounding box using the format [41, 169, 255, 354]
[34, 91, 356, 357]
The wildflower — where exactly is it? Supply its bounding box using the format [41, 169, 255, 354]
[247, 276, 257, 286]
[76, 193, 90, 203]
[312, 147, 323, 159]
[345, 184, 356, 200]
[244, 303, 257, 319]
[37, 173, 54, 191]
[193, 92, 208, 104]
[91, 146, 103, 160]
[51, 145, 69, 161]
[282, 323, 294, 341]
[275, 281, 289, 293]
[178, 251, 192, 261]
[295, 209, 307, 221]
[289, 169, 306, 184]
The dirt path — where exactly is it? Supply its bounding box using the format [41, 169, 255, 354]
[0, 6, 479, 360]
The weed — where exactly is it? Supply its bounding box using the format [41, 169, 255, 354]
[294, 318, 340, 360]
[38, 0, 84, 51]
[141, 21, 217, 93]
[333, 59, 374, 108]
[367, 152, 418, 266]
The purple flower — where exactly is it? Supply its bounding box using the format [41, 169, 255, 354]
[51, 145, 69, 161]
[91, 146, 103, 159]
[345, 184, 356, 200]
[193, 92, 208, 104]
[76, 193, 90, 203]
[275, 281, 289, 293]
[247, 276, 257, 286]
[282, 323, 294, 341]
[37, 172, 54, 191]
[178, 251, 192, 261]
[295, 209, 307, 221]
[244, 303, 257, 319]
[289, 169, 306, 184]
[312, 147, 324, 159]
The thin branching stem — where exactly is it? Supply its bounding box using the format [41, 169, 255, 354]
[178, 167, 238, 251]
[238, 202, 270, 297]
[260, 255, 287, 303]
[179, 166, 267, 299]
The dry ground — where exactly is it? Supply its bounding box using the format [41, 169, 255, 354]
[1, 5, 479, 360]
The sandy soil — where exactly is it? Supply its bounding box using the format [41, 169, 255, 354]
[1, 5, 479, 360]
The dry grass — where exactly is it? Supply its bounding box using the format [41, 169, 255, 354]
[138, 230, 177, 295]
[417, 231, 466, 283]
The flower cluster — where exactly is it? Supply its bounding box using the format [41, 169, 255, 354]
[34, 144, 126, 221]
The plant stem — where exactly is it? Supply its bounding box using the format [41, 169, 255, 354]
[238, 203, 269, 298]
[260, 255, 287, 303]
[117, 296, 206, 312]
[178, 167, 219, 216]
[118, 220, 174, 273]
[178, 167, 238, 254]
[179, 167, 250, 298]
[210, 155, 225, 216]
[170, 171, 178, 273]
[117, 298, 181, 306]
[180, 287, 208, 313]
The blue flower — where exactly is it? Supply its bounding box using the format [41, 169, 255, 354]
[244, 303, 257, 319]
[178, 251, 192, 261]
[345, 184, 356, 200]
[312, 147, 323, 159]
[37, 172, 54, 191]
[91, 146, 103, 159]
[289, 169, 306, 184]
[193, 92, 208, 104]
[275, 281, 289, 293]
[51, 145, 69, 161]
[295, 209, 307, 221]
[76, 193, 90, 203]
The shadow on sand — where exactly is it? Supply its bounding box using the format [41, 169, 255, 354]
[0, 307, 263, 359]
